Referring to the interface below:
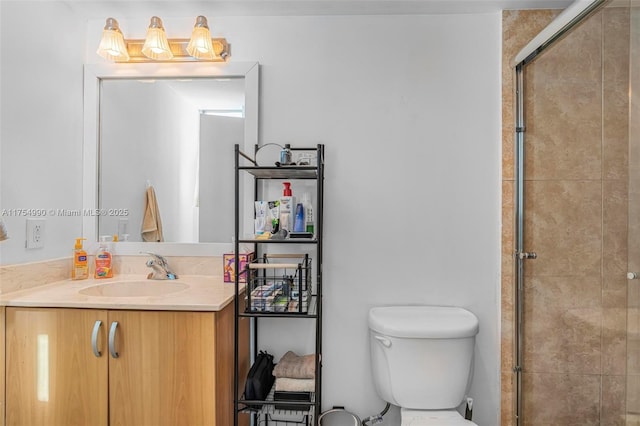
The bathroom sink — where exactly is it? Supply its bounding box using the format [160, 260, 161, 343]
[79, 280, 189, 298]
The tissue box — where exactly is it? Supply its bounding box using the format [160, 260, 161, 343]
[247, 283, 283, 312]
[223, 252, 255, 283]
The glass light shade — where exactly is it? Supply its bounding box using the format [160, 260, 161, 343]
[186, 16, 215, 60]
[187, 27, 216, 59]
[141, 17, 173, 60]
[96, 18, 130, 62]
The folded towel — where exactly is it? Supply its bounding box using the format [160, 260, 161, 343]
[275, 377, 315, 393]
[141, 185, 163, 242]
[0, 218, 8, 241]
[273, 351, 315, 379]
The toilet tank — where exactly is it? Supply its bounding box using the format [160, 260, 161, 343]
[368, 306, 479, 410]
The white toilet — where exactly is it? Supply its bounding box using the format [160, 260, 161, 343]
[368, 306, 480, 426]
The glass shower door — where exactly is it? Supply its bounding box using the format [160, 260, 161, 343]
[516, 4, 632, 424]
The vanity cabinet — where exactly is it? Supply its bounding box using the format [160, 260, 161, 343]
[5, 302, 247, 426]
[1, 306, 5, 426]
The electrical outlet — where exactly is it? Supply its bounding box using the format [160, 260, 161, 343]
[26, 218, 45, 249]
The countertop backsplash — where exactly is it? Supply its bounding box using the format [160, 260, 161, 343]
[1, 255, 223, 295]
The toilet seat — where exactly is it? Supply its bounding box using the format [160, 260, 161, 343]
[401, 408, 478, 426]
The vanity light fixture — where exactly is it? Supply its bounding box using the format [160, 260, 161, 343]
[96, 18, 130, 62]
[141, 16, 173, 60]
[97, 16, 230, 63]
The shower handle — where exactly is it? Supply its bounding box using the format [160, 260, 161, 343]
[628, 272, 638, 280]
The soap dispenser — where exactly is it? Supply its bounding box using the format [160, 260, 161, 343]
[94, 235, 114, 279]
[72, 238, 89, 280]
[279, 182, 295, 234]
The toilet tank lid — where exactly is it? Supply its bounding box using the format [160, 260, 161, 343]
[368, 306, 479, 338]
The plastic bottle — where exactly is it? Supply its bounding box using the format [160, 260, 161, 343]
[279, 182, 295, 234]
[280, 144, 292, 165]
[293, 203, 305, 232]
[94, 235, 114, 279]
[302, 193, 314, 235]
[72, 238, 89, 280]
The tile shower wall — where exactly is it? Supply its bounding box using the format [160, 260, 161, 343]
[502, 7, 630, 426]
[626, 6, 640, 424]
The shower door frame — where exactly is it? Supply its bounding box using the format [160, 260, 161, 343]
[512, 1, 608, 424]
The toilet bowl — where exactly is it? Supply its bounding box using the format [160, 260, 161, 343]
[368, 306, 480, 426]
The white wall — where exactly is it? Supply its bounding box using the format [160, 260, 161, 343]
[0, 1, 85, 264]
[199, 114, 243, 243]
[1, 5, 502, 424]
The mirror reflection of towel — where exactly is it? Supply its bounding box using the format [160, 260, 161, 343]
[141, 186, 163, 242]
[0, 218, 8, 241]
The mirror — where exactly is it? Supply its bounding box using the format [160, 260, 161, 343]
[84, 62, 259, 255]
[99, 78, 244, 243]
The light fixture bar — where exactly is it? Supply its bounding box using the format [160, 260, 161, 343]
[121, 38, 230, 63]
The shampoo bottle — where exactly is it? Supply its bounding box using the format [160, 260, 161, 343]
[94, 235, 114, 279]
[279, 182, 295, 234]
[72, 238, 89, 280]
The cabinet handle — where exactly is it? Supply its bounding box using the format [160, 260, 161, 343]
[108, 321, 119, 358]
[91, 320, 102, 357]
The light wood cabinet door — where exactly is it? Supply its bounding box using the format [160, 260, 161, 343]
[4, 303, 247, 426]
[107, 310, 217, 426]
[1, 306, 5, 426]
[5, 307, 108, 426]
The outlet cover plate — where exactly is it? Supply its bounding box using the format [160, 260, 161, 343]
[26, 218, 45, 249]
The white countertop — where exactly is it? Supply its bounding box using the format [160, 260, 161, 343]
[0, 275, 244, 311]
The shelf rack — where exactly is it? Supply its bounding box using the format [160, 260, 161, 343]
[234, 144, 324, 426]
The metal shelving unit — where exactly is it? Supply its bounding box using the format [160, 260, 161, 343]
[234, 144, 325, 426]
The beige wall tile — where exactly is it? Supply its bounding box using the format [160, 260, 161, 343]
[501, 371, 515, 426]
[523, 276, 602, 374]
[503, 180, 515, 274]
[502, 273, 514, 373]
[528, 13, 602, 83]
[522, 372, 601, 425]
[604, 181, 629, 293]
[628, 337, 640, 376]
[604, 7, 631, 84]
[627, 373, 640, 414]
[603, 306, 628, 375]
[602, 374, 627, 425]
[523, 78, 603, 180]
[603, 79, 630, 181]
[523, 181, 602, 277]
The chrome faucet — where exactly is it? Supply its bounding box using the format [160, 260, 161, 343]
[143, 252, 178, 280]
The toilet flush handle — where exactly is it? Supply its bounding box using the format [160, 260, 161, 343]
[374, 335, 391, 348]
